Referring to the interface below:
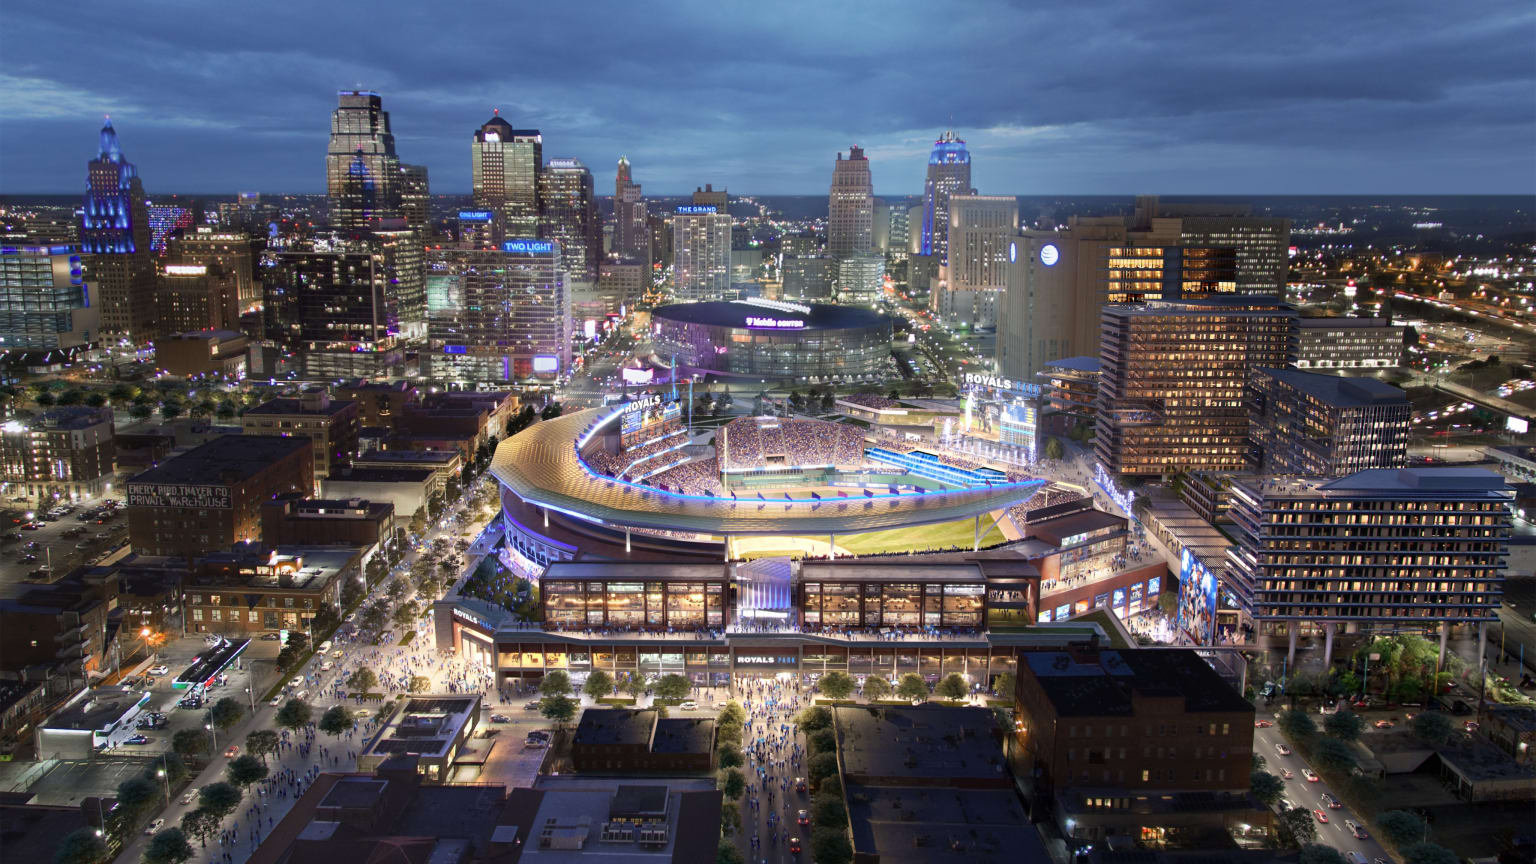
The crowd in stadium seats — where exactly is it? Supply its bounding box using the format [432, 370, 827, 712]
[649, 457, 723, 494]
[721, 416, 865, 470]
[839, 393, 901, 410]
[584, 430, 688, 479]
[1006, 486, 1089, 530]
[873, 436, 1030, 482]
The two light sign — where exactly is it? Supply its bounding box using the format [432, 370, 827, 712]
[502, 239, 555, 255]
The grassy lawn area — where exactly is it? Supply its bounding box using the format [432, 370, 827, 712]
[829, 516, 1007, 556]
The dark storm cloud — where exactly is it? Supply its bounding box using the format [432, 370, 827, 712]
[1, 0, 1531, 195]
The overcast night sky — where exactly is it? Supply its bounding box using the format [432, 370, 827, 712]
[1, 0, 1533, 197]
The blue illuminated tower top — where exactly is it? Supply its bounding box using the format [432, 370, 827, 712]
[921, 130, 972, 259]
[81, 117, 148, 255]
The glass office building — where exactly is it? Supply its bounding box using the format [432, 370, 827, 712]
[425, 240, 570, 383]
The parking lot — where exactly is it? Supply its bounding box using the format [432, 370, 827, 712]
[0, 494, 128, 595]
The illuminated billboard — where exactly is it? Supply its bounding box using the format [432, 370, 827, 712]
[532, 355, 559, 373]
[1176, 549, 1219, 646]
[503, 239, 556, 255]
[620, 395, 682, 447]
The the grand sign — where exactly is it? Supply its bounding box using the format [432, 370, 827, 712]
[126, 483, 231, 509]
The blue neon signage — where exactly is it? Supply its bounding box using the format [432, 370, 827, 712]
[443, 345, 467, 354]
[458, 210, 493, 222]
[503, 239, 555, 254]
[675, 205, 718, 214]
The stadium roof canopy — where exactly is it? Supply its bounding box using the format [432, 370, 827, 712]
[490, 407, 1044, 536]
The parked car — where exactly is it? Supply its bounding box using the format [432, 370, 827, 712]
[680, 701, 697, 711]
[490, 714, 510, 723]
[124, 735, 149, 745]
[1255, 720, 1273, 728]
[148, 665, 169, 676]
[260, 632, 281, 640]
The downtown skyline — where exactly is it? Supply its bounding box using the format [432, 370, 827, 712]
[1, 0, 1533, 196]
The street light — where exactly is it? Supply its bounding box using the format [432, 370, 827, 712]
[205, 721, 217, 751]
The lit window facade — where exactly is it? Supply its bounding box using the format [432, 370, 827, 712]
[542, 577, 726, 631]
[800, 579, 985, 629]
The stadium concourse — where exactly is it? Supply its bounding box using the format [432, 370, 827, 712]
[487, 406, 1045, 563]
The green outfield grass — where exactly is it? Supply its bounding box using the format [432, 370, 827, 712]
[827, 516, 1007, 556]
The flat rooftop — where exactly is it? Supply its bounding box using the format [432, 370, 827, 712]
[651, 718, 715, 755]
[574, 708, 656, 747]
[800, 561, 984, 584]
[1240, 468, 1514, 500]
[327, 466, 435, 484]
[128, 434, 311, 486]
[544, 561, 728, 582]
[45, 688, 146, 732]
[1255, 367, 1407, 407]
[833, 705, 1006, 781]
[1023, 649, 1254, 717]
[1043, 355, 1101, 373]
[503, 776, 720, 864]
[363, 694, 479, 761]
[846, 784, 1050, 864]
[244, 397, 356, 418]
[354, 448, 460, 466]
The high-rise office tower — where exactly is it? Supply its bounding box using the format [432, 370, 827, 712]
[472, 112, 542, 238]
[371, 226, 426, 341]
[157, 263, 238, 336]
[934, 194, 1017, 329]
[671, 205, 731, 302]
[920, 131, 971, 261]
[0, 245, 100, 351]
[168, 227, 263, 310]
[398, 163, 430, 234]
[426, 239, 570, 383]
[326, 91, 402, 229]
[1227, 468, 1511, 663]
[539, 158, 600, 284]
[828, 146, 874, 261]
[264, 241, 404, 379]
[1247, 368, 1410, 477]
[692, 184, 728, 211]
[872, 199, 891, 254]
[998, 197, 1292, 381]
[614, 156, 649, 262]
[81, 118, 156, 342]
[835, 255, 885, 305]
[1095, 296, 1297, 477]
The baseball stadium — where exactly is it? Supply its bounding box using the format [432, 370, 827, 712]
[488, 398, 1047, 570]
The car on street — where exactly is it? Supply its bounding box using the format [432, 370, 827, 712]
[181, 787, 200, 805]
[797, 809, 809, 826]
[1313, 809, 1329, 824]
[355, 708, 371, 718]
[1275, 743, 1291, 756]
[1255, 720, 1272, 728]
[680, 701, 697, 711]
[795, 777, 806, 794]
[1278, 798, 1294, 811]
[148, 664, 169, 676]
[145, 818, 165, 835]
[270, 695, 282, 707]
[224, 745, 239, 758]
[290, 676, 305, 687]
[1374, 720, 1395, 729]
[490, 714, 510, 723]
[260, 632, 281, 640]
[1346, 820, 1368, 839]
[524, 700, 541, 711]
[1320, 793, 1340, 809]
[1302, 769, 1319, 782]
[124, 734, 149, 745]
[789, 836, 801, 854]
[1280, 768, 1293, 779]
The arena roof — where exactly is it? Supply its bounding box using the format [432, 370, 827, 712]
[490, 407, 1044, 536]
[651, 299, 889, 331]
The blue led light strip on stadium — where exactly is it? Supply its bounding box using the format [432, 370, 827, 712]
[864, 447, 1009, 488]
[565, 407, 1044, 505]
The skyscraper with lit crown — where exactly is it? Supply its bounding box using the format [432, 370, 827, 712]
[828, 145, 873, 260]
[472, 112, 542, 238]
[325, 91, 402, 229]
[614, 156, 649, 262]
[539, 158, 600, 283]
[81, 117, 156, 342]
[920, 130, 972, 261]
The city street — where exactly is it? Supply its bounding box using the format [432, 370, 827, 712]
[733, 675, 810, 864]
[1254, 722, 1391, 863]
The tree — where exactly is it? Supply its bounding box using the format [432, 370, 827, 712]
[180, 809, 220, 849]
[1300, 845, 1349, 864]
[812, 790, 848, 828]
[654, 673, 691, 701]
[540, 402, 564, 420]
[244, 729, 279, 766]
[198, 782, 241, 820]
[115, 775, 159, 823]
[84, 391, 108, 408]
[34, 390, 56, 407]
[810, 826, 853, 864]
[1278, 807, 1318, 847]
[311, 603, 341, 636]
[1313, 737, 1357, 774]
[226, 754, 268, 790]
[584, 670, 615, 701]
[360, 602, 389, 633]
[817, 672, 855, 700]
[52, 826, 108, 864]
[991, 672, 1016, 699]
[129, 403, 153, 421]
[1411, 711, 1452, 745]
[794, 705, 833, 732]
[1377, 810, 1427, 849]
[392, 600, 418, 627]
[540, 694, 577, 729]
[346, 668, 378, 693]
[936, 673, 969, 702]
[717, 839, 745, 864]
[540, 670, 572, 698]
[172, 728, 209, 759]
[862, 676, 891, 701]
[276, 698, 312, 731]
[408, 675, 431, 693]
[622, 672, 648, 700]
[1043, 436, 1065, 461]
[160, 400, 184, 420]
[215, 401, 238, 420]
[1279, 708, 1316, 741]
[719, 701, 746, 726]
[716, 744, 744, 769]
[1250, 770, 1285, 807]
[319, 705, 351, 736]
[896, 673, 929, 703]
[1325, 708, 1365, 743]
[808, 728, 837, 757]
[1403, 844, 1459, 864]
[719, 767, 746, 800]
[142, 828, 194, 864]
[209, 697, 244, 731]
[807, 751, 840, 787]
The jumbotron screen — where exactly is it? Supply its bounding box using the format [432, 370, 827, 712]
[620, 395, 682, 448]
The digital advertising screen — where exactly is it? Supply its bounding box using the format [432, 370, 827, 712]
[1176, 548, 1219, 646]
